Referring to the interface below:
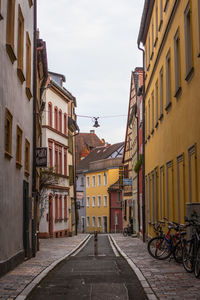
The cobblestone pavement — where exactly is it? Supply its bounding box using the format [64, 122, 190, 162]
[111, 234, 200, 300]
[0, 234, 88, 300]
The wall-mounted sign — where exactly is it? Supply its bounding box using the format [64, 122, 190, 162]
[36, 147, 47, 167]
[123, 178, 132, 186]
[76, 191, 84, 200]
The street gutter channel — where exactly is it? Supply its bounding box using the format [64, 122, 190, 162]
[109, 234, 158, 300]
[15, 234, 91, 300]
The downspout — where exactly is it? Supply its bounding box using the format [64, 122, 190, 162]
[136, 91, 140, 235]
[32, 0, 37, 256]
[138, 43, 146, 242]
[73, 129, 80, 235]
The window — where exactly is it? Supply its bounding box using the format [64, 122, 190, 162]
[177, 154, 185, 223]
[86, 176, 89, 188]
[151, 91, 154, 134]
[81, 177, 84, 186]
[26, 32, 32, 100]
[54, 107, 58, 130]
[97, 174, 101, 186]
[48, 140, 53, 168]
[64, 148, 67, 176]
[64, 196, 67, 220]
[59, 195, 62, 220]
[5, 108, 13, 157]
[97, 216, 101, 228]
[92, 216, 95, 227]
[164, 0, 169, 12]
[188, 144, 198, 203]
[6, 0, 16, 63]
[0, 0, 3, 20]
[69, 165, 74, 185]
[184, 2, 193, 81]
[159, 67, 163, 119]
[92, 175, 95, 187]
[68, 134, 73, 153]
[174, 29, 181, 97]
[16, 126, 22, 167]
[17, 5, 25, 83]
[166, 161, 174, 221]
[55, 144, 59, 173]
[159, 166, 165, 220]
[92, 196, 95, 207]
[55, 195, 58, 220]
[165, 50, 171, 111]
[59, 110, 62, 132]
[155, 80, 158, 127]
[155, 2, 158, 46]
[86, 196, 90, 207]
[148, 99, 150, 138]
[97, 196, 101, 207]
[24, 139, 30, 176]
[103, 173, 107, 186]
[151, 21, 154, 58]
[48, 102, 52, 126]
[58, 145, 62, 174]
[86, 216, 90, 227]
[103, 195, 107, 207]
[159, 0, 163, 31]
[64, 113, 67, 135]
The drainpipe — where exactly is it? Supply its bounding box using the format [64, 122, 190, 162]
[73, 129, 80, 235]
[138, 43, 146, 242]
[32, 0, 37, 256]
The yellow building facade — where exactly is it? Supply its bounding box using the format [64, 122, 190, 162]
[85, 168, 119, 233]
[138, 0, 200, 237]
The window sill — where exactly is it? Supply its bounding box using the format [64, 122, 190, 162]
[174, 86, 182, 99]
[17, 68, 25, 84]
[24, 170, 30, 177]
[159, 113, 163, 121]
[165, 101, 172, 112]
[158, 20, 163, 32]
[16, 161, 22, 169]
[28, 0, 33, 7]
[26, 87, 32, 100]
[185, 67, 194, 82]
[6, 44, 17, 64]
[5, 151, 12, 160]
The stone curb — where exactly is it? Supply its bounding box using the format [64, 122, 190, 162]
[109, 235, 158, 300]
[15, 234, 90, 300]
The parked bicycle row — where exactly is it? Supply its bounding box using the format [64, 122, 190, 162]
[147, 217, 200, 278]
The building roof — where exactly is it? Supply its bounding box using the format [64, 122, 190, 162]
[77, 142, 124, 172]
[108, 179, 121, 191]
[75, 132, 104, 164]
[137, 0, 154, 45]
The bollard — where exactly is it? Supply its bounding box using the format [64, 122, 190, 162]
[94, 231, 98, 256]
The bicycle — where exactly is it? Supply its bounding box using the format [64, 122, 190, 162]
[123, 224, 132, 236]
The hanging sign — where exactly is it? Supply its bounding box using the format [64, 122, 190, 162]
[36, 147, 47, 167]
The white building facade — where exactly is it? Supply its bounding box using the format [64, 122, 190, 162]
[39, 72, 72, 238]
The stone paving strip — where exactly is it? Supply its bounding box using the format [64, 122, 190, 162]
[0, 234, 89, 300]
[111, 234, 200, 300]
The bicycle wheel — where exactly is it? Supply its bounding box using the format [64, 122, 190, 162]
[147, 237, 170, 259]
[123, 228, 128, 237]
[155, 237, 172, 260]
[194, 246, 200, 278]
[182, 240, 194, 273]
[173, 240, 183, 263]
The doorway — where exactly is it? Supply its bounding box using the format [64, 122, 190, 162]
[23, 180, 30, 257]
[103, 216, 107, 233]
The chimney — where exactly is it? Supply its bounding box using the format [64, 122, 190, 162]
[90, 130, 95, 134]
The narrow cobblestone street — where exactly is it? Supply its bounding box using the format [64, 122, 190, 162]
[0, 234, 200, 299]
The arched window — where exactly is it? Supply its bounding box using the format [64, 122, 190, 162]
[54, 107, 58, 130]
[48, 102, 52, 126]
[59, 109, 62, 132]
[64, 113, 67, 135]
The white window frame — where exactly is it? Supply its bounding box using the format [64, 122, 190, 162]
[92, 175, 95, 187]
[92, 196, 95, 207]
[97, 216, 101, 228]
[103, 173, 107, 186]
[86, 176, 89, 188]
[103, 195, 108, 207]
[92, 216, 96, 227]
[97, 174, 101, 186]
[86, 216, 90, 227]
[97, 195, 101, 207]
[86, 196, 90, 207]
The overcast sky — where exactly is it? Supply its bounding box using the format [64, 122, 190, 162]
[37, 0, 145, 144]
